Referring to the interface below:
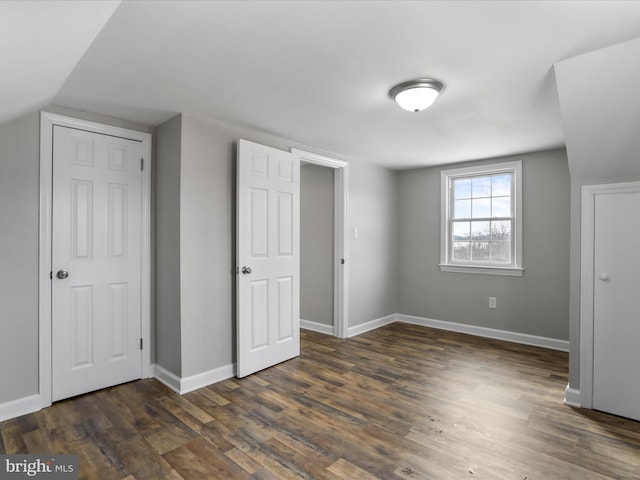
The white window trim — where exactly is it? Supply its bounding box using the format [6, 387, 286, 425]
[439, 160, 523, 276]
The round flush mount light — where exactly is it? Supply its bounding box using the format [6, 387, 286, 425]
[389, 78, 444, 112]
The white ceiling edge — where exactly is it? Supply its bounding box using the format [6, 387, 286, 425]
[555, 36, 640, 180]
[0, 0, 121, 125]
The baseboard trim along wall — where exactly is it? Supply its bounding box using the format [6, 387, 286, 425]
[396, 314, 570, 352]
[153, 363, 236, 395]
[0, 394, 41, 423]
[152, 365, 181, 393]
[564, 384, 582, 408]
[346, 314, 397, 337]
[300, 319, 335, 336]
[0, 316, 571, 423]
[344, 313, 569, 352]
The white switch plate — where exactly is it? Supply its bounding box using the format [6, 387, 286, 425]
[489, 297, 497, 309]
[353, 227, 359, 239]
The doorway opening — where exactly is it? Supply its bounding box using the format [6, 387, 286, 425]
[293, 149, 349, 338]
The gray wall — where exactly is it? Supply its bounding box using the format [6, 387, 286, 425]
[153, 113, 400, 379]
[398, 149, 570, 340]
[555, 37, 640, 390]
[3, 103, 569, 407]
[155, 114, 182, 376]
[349, 160, 399, 326]
[0, 112, 40, 404]
[154, 113, 237, 378]
[179, 115, 236, 377]
[301, 164, 335, 326]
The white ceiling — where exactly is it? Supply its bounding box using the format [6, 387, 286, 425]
[0, 1, 120, 125]
[6, 1, 640, 169]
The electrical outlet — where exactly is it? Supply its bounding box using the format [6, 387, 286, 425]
[489, 297, 497, 309]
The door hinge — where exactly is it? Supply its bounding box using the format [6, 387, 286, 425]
[140, 158, 144, 171]
[341, 259, 345, 265]
[140, 338, 143, 350]
[50, 271, 53, 280]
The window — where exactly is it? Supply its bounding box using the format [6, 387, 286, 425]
[440, 161, 523, 276]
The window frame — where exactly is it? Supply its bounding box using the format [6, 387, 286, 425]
[439, 161, 524, 276]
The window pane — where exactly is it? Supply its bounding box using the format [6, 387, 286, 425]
[452, 221, 470, 240]
[491, 221, 511, 241]
[492, 174, 511, 196]
[453, 199, 471, 219]
[472, 198, 490, 218]
[452, 242, 470, 261]
[471, 242, 490, 261]
[472, 176, 491, 197]
[491, 242, 512, 263]
[471, 221, 490, 240]
[491, 197, 511, 217]
[443, 162, 520, 271]
[453, 178, 471, 199]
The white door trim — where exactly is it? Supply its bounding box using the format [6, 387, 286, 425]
[580, 180, 640, 409]
[291, 148, 349, 339]
[39, 112, 152, 409]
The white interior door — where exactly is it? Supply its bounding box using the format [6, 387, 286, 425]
[236, 139, 300, 378]
[52, 125, 144, 401]
[592, 189, 640, 421]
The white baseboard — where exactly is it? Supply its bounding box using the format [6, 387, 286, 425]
[347, 314, 397, 338]
[300, 319, 334, 335]
[153, 363, 236, 395]
[564, 384, 582, 407]
[153, 364, 182, 393]
[396, 314, 570, 352]
[0, 318, 573, 424]
[0, 394, 41, 423]
[180, 364, 236, 394]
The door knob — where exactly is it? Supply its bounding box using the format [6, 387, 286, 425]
[56, 270, 69, 279]
[599, 273, 609, 281]
[242, 266, 252, 275]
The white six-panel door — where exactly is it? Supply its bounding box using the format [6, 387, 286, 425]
[52, 125, 144, 401]
[236, 139, 300, 378]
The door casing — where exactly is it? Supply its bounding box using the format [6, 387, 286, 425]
[580, 180, 640, 409]
[39, 112, 152, 409]
[292, 149, 349, 339]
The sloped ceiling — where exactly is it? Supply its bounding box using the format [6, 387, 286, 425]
[556, 36, 640, 180]
[0, 1, 120, 125]
[6, 1, 640, 169]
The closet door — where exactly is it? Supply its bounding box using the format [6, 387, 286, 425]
[52, 125, 146, 401]
[592, 188, 640, 421]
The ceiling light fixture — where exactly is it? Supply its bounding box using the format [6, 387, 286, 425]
[389, 78, 444, 112]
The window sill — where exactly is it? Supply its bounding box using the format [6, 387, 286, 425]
[438, 264, 524, 277]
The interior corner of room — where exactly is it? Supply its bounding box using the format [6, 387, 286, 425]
[2, 1, 640, 431]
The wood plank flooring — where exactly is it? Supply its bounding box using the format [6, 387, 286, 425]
[2, 323, 640, 479]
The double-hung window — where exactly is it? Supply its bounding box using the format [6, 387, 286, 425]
[440, 161, 523, 276]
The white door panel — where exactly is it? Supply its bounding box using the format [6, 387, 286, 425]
[592, 190, 640, 421]
[237, 139, 300, 378]
[52, 126, 144, 401]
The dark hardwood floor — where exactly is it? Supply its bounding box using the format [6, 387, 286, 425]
[2, 323, 640, 479]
